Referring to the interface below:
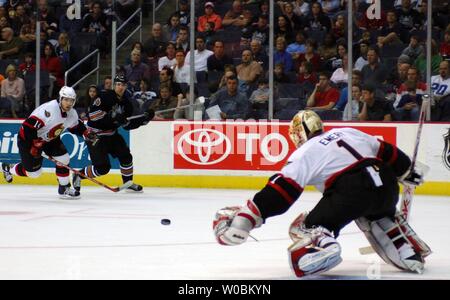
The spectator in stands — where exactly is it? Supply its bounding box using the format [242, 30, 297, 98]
[0, 64, 25, 118]
[82, 1, 108, 34]
[250, 39, 268, 71]
[207, 76, 249, 120]
[303, 2, 332, 32]
[158, 42, 176, 71]
[197, 2, 222, 32]
[393, 80, 422, 121]
[163, 13, 180, 43]
[389, 58, 411, 90]
[335, 69, 363, 111]
[328, 43, 347, 71]
[331, 54, 349, 85]
[173, 49, 191, 85]
[402, 35, 424, 63]
[202, 21, 217, 48]
[306, 71, 340, 111]
[318, 0, 341, 17]
[359, 83, 393, 121]
[414, 39, 443, 76]
[77, 84, 99, 119]
[144, 23, 167, 59]
[274, 37, 293, 72]
[431, 61, 450, 121]
[287, 31, 306, 61]
[396, 0, 421, 31]
[377, 10, 409, 49]
[249, 77, 269, 119]
[175, 26, 189, 53]
[129, 42, 147, 63]
[159, 66, 182, 97]
[133, 78, 157, 113]
[251, 15, 269, 46]
[239, 9, 255, 48]
[0, 27, 23, 59]
[297, 61, 318, 85]
[222, 0, 244, 28]
[176, 0, 190, 26]
[255, 0, 270, 18]
[278, 1, 302, 30]
[219, 66, 237, 90]
[361, 47, 388, 88]
[332, 14, 346, 40]
[237, 49, 263, 91]
[55, 32, 74, 69]
[318, 33, 337, 62]
[342, 84, 364, 121]
[41, 42, 63, 98]
[207, 40, 233, 72]
[274, 63, 290, 83]
[18, 52, 35, 77]
[440, 30, 450, 60]
[275, 15, 294, 44]
[98, 75, 112, 91]
[397, 66, 427, 98]
[124, 49, 150, 89]
[19, 21, 36, 46]
[292, 0, 310, 17]
[185, 36, 213, 72]
[354, 41, 369, 71]
[0, 16, 10, 38]
[37, 0, 58, 37]
[150, 84, 178, 120]
[297, 39, 322, 73]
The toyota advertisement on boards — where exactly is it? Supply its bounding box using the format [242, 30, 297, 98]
[173, 121, 397, 171]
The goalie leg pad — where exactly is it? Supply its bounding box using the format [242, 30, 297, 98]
[356, 216, 425, 273]
[288, 226, 342, 278]
[394, 212, 432, 258]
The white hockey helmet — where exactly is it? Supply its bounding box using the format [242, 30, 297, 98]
[289, 110, 323, 147]
[59, 86, 77, 103]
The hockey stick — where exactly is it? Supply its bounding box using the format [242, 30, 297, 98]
[359, 95, 430, 255]
[43, 154, 132, 193]
[399, 94, 430, 221]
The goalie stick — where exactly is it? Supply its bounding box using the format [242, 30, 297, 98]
[359, 95, 430, 255]
[43, 154, 133, 193]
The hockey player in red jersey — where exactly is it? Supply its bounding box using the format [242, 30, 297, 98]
[1, 86, 97, 199]
[213, 110, 431, 277]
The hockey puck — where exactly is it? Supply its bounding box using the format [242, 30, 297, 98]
[161, 218, 171, 225]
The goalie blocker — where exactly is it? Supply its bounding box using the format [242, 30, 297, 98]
[213, 110, 430, 278]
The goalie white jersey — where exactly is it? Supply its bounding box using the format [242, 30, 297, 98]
[22, 100, 80, 142]
[281, 127, 382, 193]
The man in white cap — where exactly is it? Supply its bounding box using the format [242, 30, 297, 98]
[197, 2, 222, 32]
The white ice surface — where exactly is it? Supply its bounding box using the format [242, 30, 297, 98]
[0, 185, 449, 280]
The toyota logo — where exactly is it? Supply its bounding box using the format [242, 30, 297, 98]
[177, 129, 232, 165]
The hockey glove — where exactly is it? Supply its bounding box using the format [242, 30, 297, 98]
[110, 111, 128, 126]
[213, 200, 263, 246]
[30, 139, 44, 158]
[83, 129, 98, 144]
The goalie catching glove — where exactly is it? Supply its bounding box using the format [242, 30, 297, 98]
[213, 200, 263, 246]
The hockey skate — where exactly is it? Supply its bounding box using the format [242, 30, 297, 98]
[1, 163, 13, 183]
[126, 182, 143, 193]
[72, 173, 81, 192]
[58, 184, 80, 199]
